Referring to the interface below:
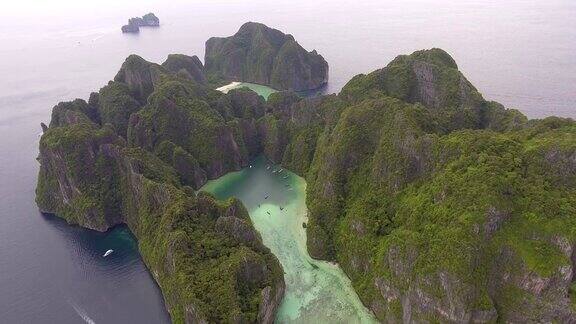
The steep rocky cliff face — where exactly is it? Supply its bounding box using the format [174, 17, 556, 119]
[37, 54, 285, 324]
[114, 54, 166, 103]
[162, 54, 208, 85]
[205, 22, 328, 91]
[339, 48, 527, 132]
[105, 54, 270, 189]
[301, 49, 576, 323]
[142, 13, 160, 26]
[37, 29, 576, 323]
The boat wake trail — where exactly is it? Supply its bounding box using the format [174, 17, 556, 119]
[68, 300, 96, 324]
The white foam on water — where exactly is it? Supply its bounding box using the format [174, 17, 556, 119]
[68, 300, 96, 324]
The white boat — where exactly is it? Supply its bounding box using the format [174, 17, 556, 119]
[103, 249, 114, 257]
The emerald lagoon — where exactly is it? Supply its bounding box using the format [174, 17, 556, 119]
[202, 157, 377, 323]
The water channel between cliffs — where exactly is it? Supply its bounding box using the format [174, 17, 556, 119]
[201, 156, 377, 323]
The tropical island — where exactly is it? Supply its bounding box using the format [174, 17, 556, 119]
[122, 13, 160, 33]
[37, 22, 576, 323]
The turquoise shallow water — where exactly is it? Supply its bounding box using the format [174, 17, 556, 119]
[202, 157, 377, 323]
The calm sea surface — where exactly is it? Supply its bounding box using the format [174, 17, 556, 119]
[0, 0, 575, 323]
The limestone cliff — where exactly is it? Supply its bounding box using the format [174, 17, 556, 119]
[340, 48, 526, 132]
[301, 49, 576, 323]
[36, 30, 576, 323]
[114, 54, 165, 103]
[205, 22, 328, 91]
[162, 54, 208, 85]
[249, 48, 576, 323]
[37, 52, 286, 323]
[37, 98, 284, 324]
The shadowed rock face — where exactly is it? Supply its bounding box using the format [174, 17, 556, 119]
[162, 54, 207, 85]
[114, 55, 165, 103]
[205, 22, 328, 91]
[142, 13, 160, 26]
[121, 23, 139, 33]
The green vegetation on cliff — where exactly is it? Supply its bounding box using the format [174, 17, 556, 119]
[301, 49, 576, 322]
[98, 81, 141, 137]
[36, 27, 576, 323]
[37, 123, 124, 229]
[37, 54, 285, 324]
[162, 54, 207, 85]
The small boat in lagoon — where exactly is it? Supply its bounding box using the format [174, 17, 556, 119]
[103, 249, 114, 257]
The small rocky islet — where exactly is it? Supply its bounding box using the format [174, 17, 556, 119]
[121, 13, 160, 33]
[37, 21, 576, 323]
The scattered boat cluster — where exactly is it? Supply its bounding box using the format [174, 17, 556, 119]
[261, 163, 294, 215]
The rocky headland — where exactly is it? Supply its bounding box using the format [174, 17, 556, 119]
[37, 22, 576, 323]
[122, 13, 160, 33]
[205, 22, 328, 91]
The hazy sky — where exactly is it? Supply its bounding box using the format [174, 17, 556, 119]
[1, 0, 575, 118]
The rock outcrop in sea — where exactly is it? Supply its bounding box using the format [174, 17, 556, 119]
[205, 22, 328, 91]
[121, 13, 160, 33]
[37, 22, 576, 323]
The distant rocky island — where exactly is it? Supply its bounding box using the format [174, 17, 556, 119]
[37, 22, 576, 323]
[121, 13, 160, 33]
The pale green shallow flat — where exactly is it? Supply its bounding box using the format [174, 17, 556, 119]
[216, 82, 278, 100]
[201, 157, 377, 324]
